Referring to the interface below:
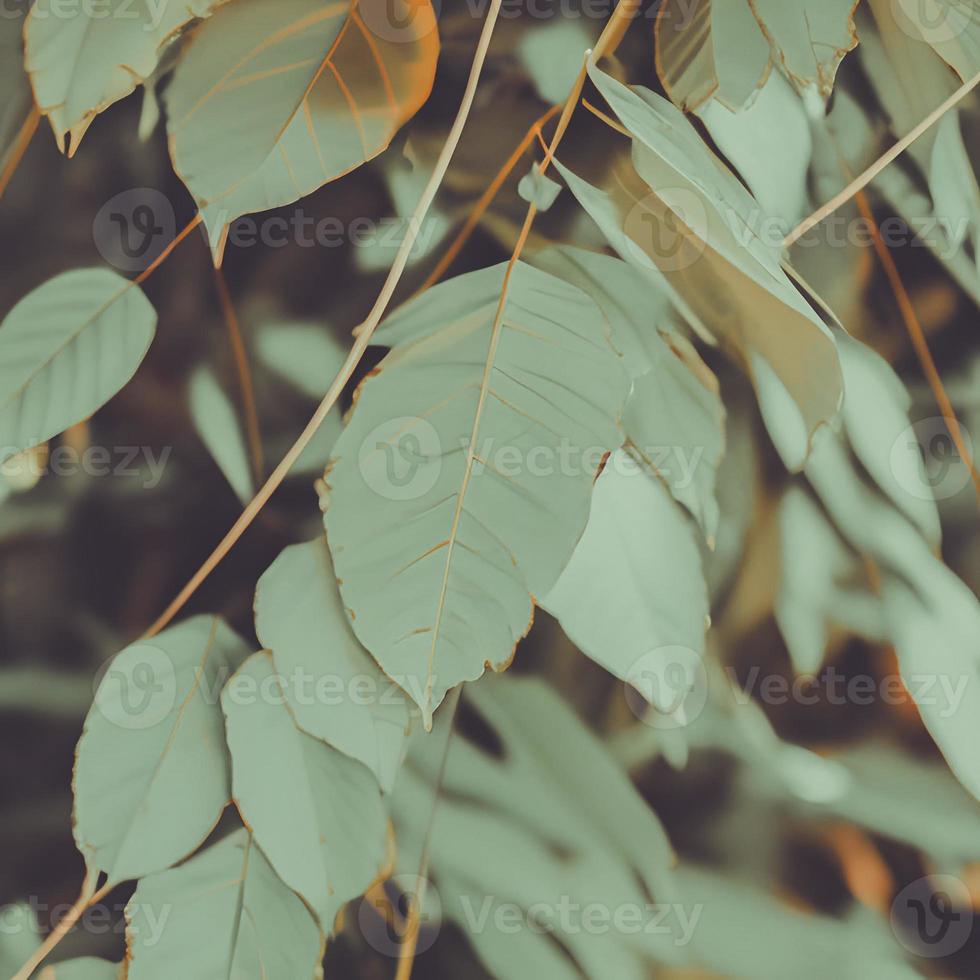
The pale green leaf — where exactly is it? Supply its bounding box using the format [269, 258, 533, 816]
[74, 615, 250, 884]
[126, 828, 323, 980]
[165, 0, 440, 262]
[0, 903, 40, 978]
[254, 538, 411, 791]
[43, 957, 121, 979]
[516, 20, 595, 105]
[255, 322, 345, 401]
[324, 262, 630, 724]
[532, 246, 725, 538]
[188, 366, 254, 505]
[542, 449, 709, 703]
[0, 270, 156, 464]
[222, 652, 388, 926]
[890, 0, 980, 80]
[517, 163, 562, 212]
[25, 0, 225, 153]
[655, 0, 859, 111]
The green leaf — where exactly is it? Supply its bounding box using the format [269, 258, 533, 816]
[655, 0, 860, 111]
[25, 0, 225, 153]
[254, 538, 411, 791]
[889, 0, 980, 80]
[74, 615, 250, 884]
[222, 652, 388, 926]
[165, 0, 440, 262]
[533, 246, 725, 539]
[324, 262, 631, 725]
[542, 449, 709, 702]
[0, 270, 156, 464]
[557, 66, 843, 471]
[391, 676, 682, 978]
[0, 903, 40, 979]
[188, 365, 254, 505]
[517, 163, 562, 212]
[256, 322, 345, 402]
[126, 828, 324, 979]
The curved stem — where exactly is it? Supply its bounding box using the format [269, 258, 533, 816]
[0, 105, 40, 201]
[11, 874, 113, 980]
[142, 0, 507, 640]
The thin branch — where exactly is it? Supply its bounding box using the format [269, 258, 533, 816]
[142, 0, 508, 640]
[134, 214, 204, 287]
[852, 188, 980, 502]
[415, 103, 562, 296]
[213, 268, 264, 484]
[785, 69, 980, 247]
[0, 105, 40, 200]
[12, 874, 113, 980]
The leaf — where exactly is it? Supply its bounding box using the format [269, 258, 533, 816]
[165, 0, 440, 262]
[533, 246, 725, 539]
[542, 449, 709, 702]
[557, 66, 843, 471]
[40, 957, 121, 979]
[390, 676, 683, 978]
[188, 365, 254, 505]
[0, 903, 40, 979]
[889, 0, 980, 80]
[323, 261, 631, 725]
[256, 322, 346, 401]
[517, 163, 562, 212]
[655, 0, 860, 111]
[73, 615, 250, 884]
[0, 270, 156, 464]
[222, 652, 388, 926]
[254, 538, 411, 791]
[25, 0, 225, 154]
[126, 828, 324, 980]
[516, 19, 596, 105]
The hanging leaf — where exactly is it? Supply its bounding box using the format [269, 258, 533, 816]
[533, 246, 725, 539]
[542, 449, 709, 701]
[222, 652, 388, 926]
[25, 0, 226, 153]
[126, 828, 324, 979]
[889, 0, 980, 80]
[165, 0, 440, 262]
[556, 65, 843, 471]
[254, 538, 411, 792]
[324, 261, 631, 725]
[0, 270, 156, 465]
[390, 676, 683, 979]
[74, 616, 250, 884]
[0, 903, 40, 979]
[655, 0, 860, 112]
[188, 365, 254, 504]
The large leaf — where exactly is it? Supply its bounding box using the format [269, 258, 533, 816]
[165, 0, 440, 261]
[533, 246, 725, 539]
[25, 0, 225, 153]
[390, 676, 683, 979]
[323, 262, 631, 725]
[557, 66, 843, 471]
[654, 0, 860, 111]
[126, 828, 324, 979]
[254, 538, 411, 791]
[889, 0, 980, 80]
[0, 270, 156, 465]
[222, 652, 388, 926]
[73, 615, 249, 884]
[543, 450, 709, 709]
